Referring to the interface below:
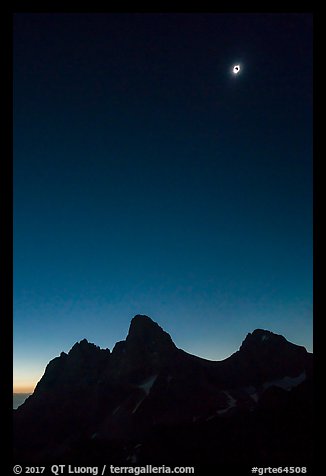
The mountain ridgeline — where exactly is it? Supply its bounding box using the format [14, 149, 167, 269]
[14, 315, 313, 468]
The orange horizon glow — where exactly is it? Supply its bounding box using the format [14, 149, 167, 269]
[13, 383, 36, 394]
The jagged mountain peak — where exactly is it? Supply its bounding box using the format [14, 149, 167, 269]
[14, 315, 313, 465]
[233, 328, 310, 384]
[126, 314, 176, 349]
[68, 338, 107, 356]
[33, 339, 110, 394]
[108, 315, 178, 381]
[241, 329, 285, 347]
[239, 328, 306, 353]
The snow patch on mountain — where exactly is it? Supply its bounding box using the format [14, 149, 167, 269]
[243, 385, 259, 402]
[132, 396, 146, 414]
[137, 374, 158, 395]
[217, 391, 237, 415]
[263, 371, 306, 392]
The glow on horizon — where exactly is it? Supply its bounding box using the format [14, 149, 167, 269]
[12, 349, 233, 394]
[13, 14, 312, 398]
[13, 327, 313, 395]
[13, 362, 44, 393]
[13, 382, 36, 394]
[12, 337, 241, 394]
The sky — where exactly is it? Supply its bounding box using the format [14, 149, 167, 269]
[13, 13, 313, 393]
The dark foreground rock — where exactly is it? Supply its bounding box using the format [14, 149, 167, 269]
[14, 315, 313, 468]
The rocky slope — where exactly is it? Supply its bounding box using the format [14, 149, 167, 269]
[14, 315, 313, 467]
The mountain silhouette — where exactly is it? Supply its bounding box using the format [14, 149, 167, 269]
[14, 315, 313, 468]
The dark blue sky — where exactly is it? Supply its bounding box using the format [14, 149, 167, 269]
[13, 13, 312, 391]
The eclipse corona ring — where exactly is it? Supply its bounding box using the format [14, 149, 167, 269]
[233, 64, 241, 74]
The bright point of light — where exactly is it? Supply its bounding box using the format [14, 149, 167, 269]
[233, 64, 241, 74]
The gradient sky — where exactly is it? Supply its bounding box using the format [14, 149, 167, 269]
[13, 13, 313, 392]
